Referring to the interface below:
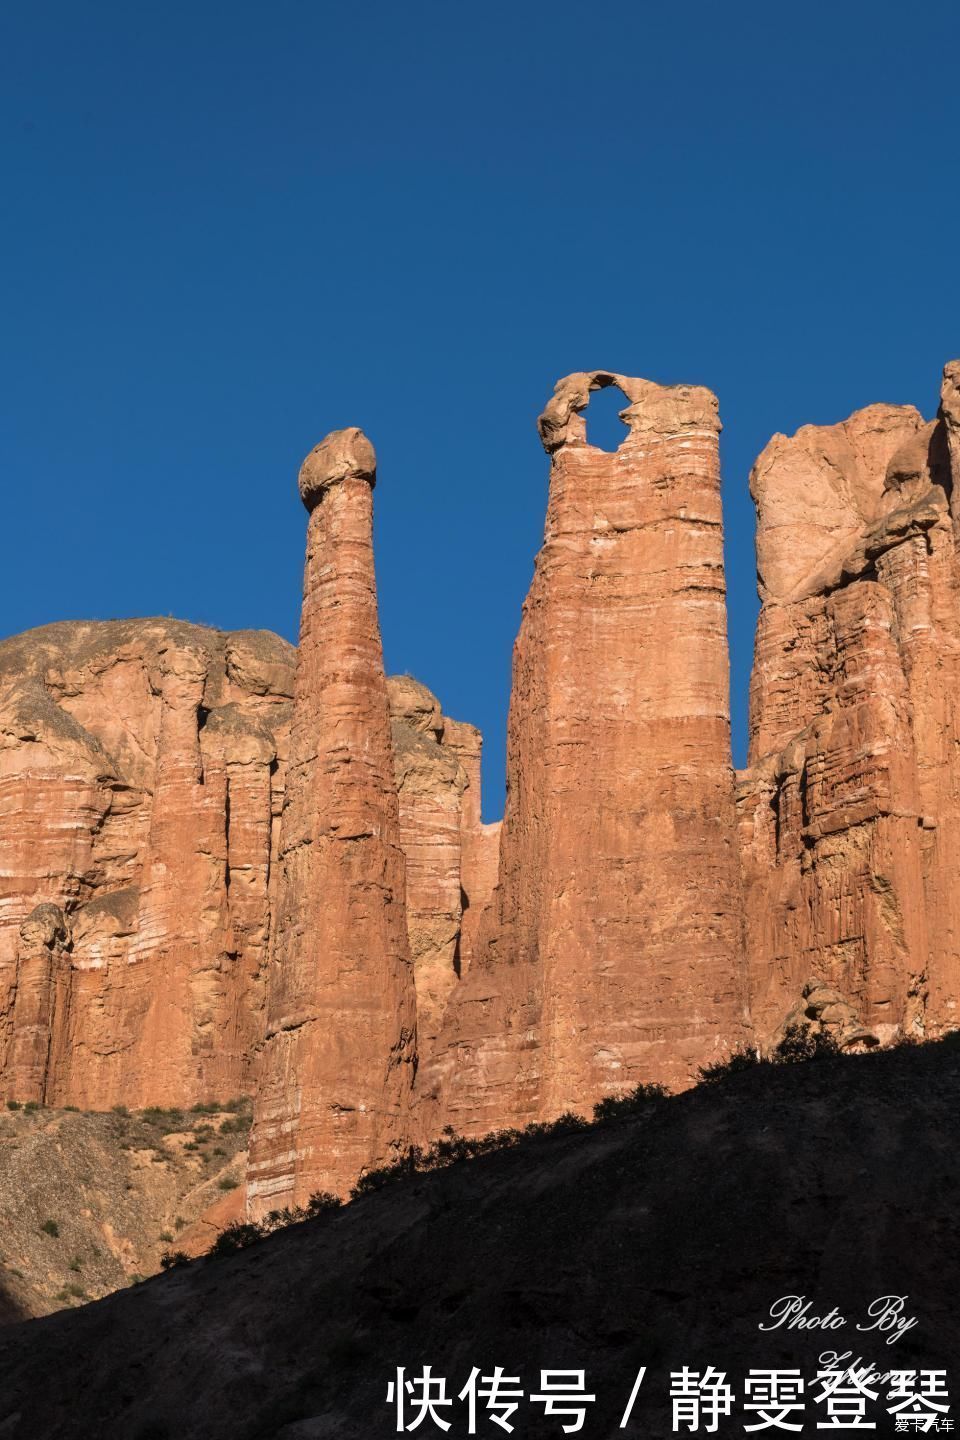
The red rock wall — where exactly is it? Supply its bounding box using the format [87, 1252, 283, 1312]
[0, 615, 487, 1127]
[0, 621, 293, 1108]
[737, 366, 960, 1045]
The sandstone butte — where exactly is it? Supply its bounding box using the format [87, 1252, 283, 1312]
[0, 360, 957, 1203]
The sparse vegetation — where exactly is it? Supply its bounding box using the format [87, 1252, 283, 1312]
[160, 1250, 190, 1270]
[698, 1023, 841, 1084]
[40, 1219, 60, 1238]
[303, 1191, 343, 1217]
[697, 1046, 766, 1084]
[6, 1099, 21, 1111]
[199, 1191, 344, 1262]
[54, 1283, 87, 1303]
[141, 1105, 186, 1129]
[775, 1023, 841, 1063]
[349, 1112, 608, 1199]
[218, 1113, 252, 1135]
[23, 1100, 40, 1112]
[209, 1221, 264, 1256]
[592, 1082, 667, 1122]
[111, 1104, 130, 1117]
[217, 1176, 239, 1191]
[159, 1230, 174, 1243]
[68, 1255, 83, 1272]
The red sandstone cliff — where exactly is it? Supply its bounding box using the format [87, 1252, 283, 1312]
[737, 364, 960, 1047]
[0, 620, 294, 1109]
[4, 360, 960, 1213]
[0, 616, 486, 1129]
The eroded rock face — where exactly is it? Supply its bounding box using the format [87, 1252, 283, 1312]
[439, 717, 501, 980]
[428, 372, 749, 1133]
[247, 429, 418, 1212]
[0, 621, 294, 1108]
[388, 676, 465, 1060]
[0, 612, 487, 1129]
[387, 677, 501, 1075]
[737, 365, 960, 1045]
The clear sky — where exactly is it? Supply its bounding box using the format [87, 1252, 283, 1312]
[2, 2, 958, 819]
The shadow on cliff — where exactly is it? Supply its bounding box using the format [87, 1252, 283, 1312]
[1, 1036, 959, 1439]
[0, 1284, 27, 1328]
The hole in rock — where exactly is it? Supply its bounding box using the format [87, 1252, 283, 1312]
[584, 383, 630, 452]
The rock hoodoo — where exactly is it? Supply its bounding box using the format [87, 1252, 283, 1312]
[246, 429, 417, 1212]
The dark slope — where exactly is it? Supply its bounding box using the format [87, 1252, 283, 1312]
[0, 1041, 958, 1439]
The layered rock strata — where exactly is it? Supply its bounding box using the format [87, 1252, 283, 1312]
[737, 364, 960, 1045]
[0, 621, 294, 1108]
[246, 429, 417, 1212]
[0, 617, 485, 1122]
[429, 372, 749, 1133]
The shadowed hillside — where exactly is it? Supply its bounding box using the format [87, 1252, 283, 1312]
[0, 1040, 958, 1439]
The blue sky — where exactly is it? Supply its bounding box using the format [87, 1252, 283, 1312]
[2, 2, 957, 818]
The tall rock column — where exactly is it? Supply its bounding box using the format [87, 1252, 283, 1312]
[432, 372, 748, 1132]
[247, 429, 416, 1213]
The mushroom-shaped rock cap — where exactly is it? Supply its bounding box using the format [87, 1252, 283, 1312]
[298, 427, 377, 510]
